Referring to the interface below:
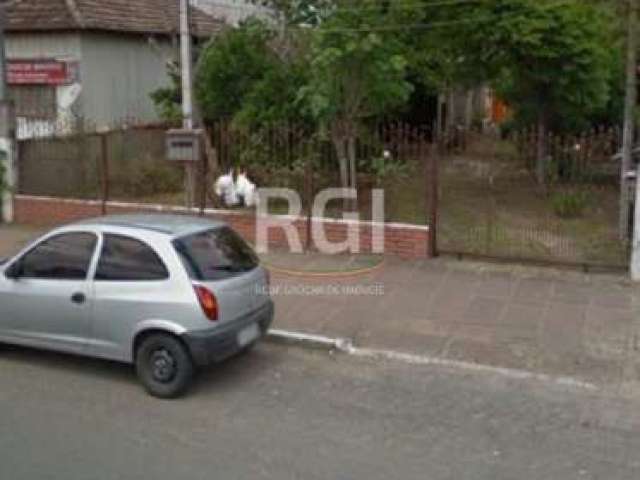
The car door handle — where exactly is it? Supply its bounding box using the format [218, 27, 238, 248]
[71, 292, 86, 305]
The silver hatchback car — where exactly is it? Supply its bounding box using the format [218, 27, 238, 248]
[0, 215, 273, 398]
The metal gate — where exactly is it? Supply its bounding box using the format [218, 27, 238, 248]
[435, 130, 629, 270]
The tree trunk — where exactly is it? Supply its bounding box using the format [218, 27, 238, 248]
[536, 113, 548, 186]
[465, 89, 474, 130]
[436, 93, 446, 141]
[347, 135, 357, 212]
[332, 134, 350, 210]
[447, 90, 456, 136]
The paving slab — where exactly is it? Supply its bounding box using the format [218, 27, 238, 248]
[263, 249, 640, 389]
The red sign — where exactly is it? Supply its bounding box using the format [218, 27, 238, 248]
[7, 60, 70, 85]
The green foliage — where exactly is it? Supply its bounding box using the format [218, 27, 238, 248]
[362, 154, 409, 183]
[195, 19, 310, 128]
[551, 189, 590, 218]
[402, 0, 622, 130]
[475, 0, 617, 131]
[403, 1, 486, 93]
[149, 68, 182, 124]
[196, 20, 277, 122]
[233, 58, 310, 128]
[296, 1, 416, 189]
[120, 164, 183, 197]
[301, 2, 413, 125]
[157, 0, 625, 184]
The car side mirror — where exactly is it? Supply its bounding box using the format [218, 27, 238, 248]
[5, 261, 23, 280]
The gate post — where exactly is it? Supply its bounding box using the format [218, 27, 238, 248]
[0, 100, 16, 223]
[426, 140, 439, 258]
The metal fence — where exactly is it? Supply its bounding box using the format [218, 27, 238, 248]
[17, 119, 435, 226]
[435, 129, 629, 270]
[15, 119, 629, 269]
[18, 123, 184, 206]
[203, 121, 433, 226]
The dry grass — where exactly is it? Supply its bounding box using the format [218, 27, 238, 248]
[432, 136, 627, 266]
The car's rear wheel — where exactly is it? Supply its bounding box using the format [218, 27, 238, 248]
[135, 333, 194, 399]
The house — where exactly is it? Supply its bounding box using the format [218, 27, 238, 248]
[4, 0, 225, 138]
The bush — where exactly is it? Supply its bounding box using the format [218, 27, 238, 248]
[551, 190, 590, 218]
[359, 154, 408, 184]
[121, 164, 183, 197]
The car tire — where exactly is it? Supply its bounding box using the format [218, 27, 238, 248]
[135, 333, 195, 399]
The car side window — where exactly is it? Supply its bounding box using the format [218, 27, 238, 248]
[95, 234, 169, 281]
[19, 233, 97, 280]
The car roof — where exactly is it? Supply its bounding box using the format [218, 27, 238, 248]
[71, 214, 227, 238]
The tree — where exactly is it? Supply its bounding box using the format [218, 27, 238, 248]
[401, 1, 496, 133]
[398, 0, 620, 182]
[195, 19, 278, 122]
[149, 66, 182, 125]
[191, 17, 309, 127]
[300, 1, 414, 198]
[455, 0, 617, 183]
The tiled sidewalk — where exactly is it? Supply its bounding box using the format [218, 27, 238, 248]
[266, 251, 640, 390]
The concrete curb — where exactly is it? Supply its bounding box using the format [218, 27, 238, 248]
[266, 329, 354, 352]
[266, 329, 598, 392]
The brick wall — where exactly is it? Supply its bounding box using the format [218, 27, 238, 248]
[13, 195, 431, 259]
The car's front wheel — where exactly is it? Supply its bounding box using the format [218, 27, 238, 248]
[135, 333, 194, 399]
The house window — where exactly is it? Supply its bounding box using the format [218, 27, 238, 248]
[7, 85, 57, 120]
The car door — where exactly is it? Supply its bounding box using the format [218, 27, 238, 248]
[0, 231, 98, 354]
[90, 233, 172, 361]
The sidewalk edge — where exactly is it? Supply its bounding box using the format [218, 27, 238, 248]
[266, 329, 598, 391]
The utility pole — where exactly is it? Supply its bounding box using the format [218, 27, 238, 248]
[180, 0, 194, 131]
[179, 0, 196, 207]
[620, 0, 638, 241]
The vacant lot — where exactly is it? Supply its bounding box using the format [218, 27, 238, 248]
[364, 135, 625, 267]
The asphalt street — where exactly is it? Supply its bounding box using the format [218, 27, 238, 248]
[1, 343, 640, 480]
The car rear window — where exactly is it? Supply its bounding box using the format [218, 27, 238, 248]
[173, 227, 259, 281]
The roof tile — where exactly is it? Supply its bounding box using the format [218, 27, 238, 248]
[5, 0, 224, 37]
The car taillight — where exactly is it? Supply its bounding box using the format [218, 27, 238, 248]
[194, 285, 218, 322]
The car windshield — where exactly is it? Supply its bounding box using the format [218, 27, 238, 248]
[0, 228, 48, 266]
[173, 227, 259, 281]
